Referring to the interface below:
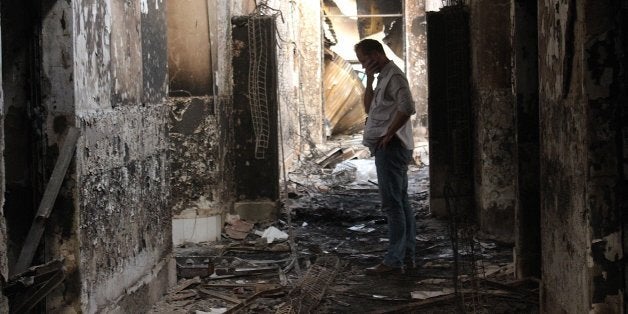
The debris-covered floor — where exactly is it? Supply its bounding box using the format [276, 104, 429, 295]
[151, 138, 539, 313]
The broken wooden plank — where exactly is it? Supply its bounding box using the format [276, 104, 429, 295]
[11, 268, 65, 313]
[7, 259, 64, 283]
[224, 287, 283, 314]
[169, 277, 202, 294]
[5, 259, 64, 298]
[14, 127, 80, 275]
[365, 294, 457, 314]
[479, 278, 538, 297]
[198, 287, 242, 304]
[214, 266, 278, 276]
[315, 147, 343, 168]
[166, 289, 198, 302]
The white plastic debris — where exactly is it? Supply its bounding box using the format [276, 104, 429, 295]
[331, 161, 357, 185]
[411, 288, 454, 300]
[348, 224, 376, 233]
[345, 159, 377, 183]
[257, 226, 289, 243]
[416, 235, 429, 242]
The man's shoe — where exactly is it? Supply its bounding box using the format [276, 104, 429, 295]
[365, 263, 401, 275]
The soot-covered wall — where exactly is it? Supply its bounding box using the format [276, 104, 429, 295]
[470, 0, 516, 242]
[71, 0, 172, 312]
[538, 0, 626, 312]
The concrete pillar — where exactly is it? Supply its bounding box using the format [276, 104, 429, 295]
[269, 0, 323, 167]
[426, 6, 473, 219]
[231, 16, 280, 221]
[512, 0, 540, 279]
[297, 1, 324, 146]
[0, 13, 8, 314]
[621, 2, 628, 309]
[538, 0, 626, 312]
[470, 0, 516, 242]
[405, 0, 428, 133]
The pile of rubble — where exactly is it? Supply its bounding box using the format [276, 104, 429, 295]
[151, 138, 538, 313]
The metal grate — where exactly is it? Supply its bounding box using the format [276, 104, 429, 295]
[437, 4, 485, 313]
[446, 180, 484, 313]
[247, 14, 272, 160]
[275, 256, 340, 314]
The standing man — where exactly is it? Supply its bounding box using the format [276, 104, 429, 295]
[355, 39, 416, 274]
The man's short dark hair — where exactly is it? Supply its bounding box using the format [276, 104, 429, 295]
[354, 39, 385, 54]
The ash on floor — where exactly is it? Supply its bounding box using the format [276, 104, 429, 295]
[151, 157, 538, 313]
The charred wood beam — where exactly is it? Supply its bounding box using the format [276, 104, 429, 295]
[13, 127, 79, 276]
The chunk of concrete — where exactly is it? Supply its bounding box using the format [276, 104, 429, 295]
[233, 201, 278, 223]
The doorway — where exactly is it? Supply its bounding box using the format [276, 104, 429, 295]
[321, 0, 405, 138]
[1, 0, 46, 277]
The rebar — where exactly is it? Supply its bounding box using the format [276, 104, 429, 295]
[247, 15, 271, 159]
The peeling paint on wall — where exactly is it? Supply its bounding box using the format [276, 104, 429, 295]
[406, 0, 428, 130]
[168, 97, 222, 217]
[111, 0, 142, 106]
[77, 106, 168, 174]
[539, 0, 626, 312]
[141, 0, 149, 14]
[73, 0, 113, 111]
[77, 106, 171, 313]
[69, 0, 172, 311]
[584, 0, 625, 308]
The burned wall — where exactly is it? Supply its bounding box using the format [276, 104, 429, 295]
[512, 0, 540, 279]
[166, 1, 233, 224]
[219, 0, 319, 172]
[426, 6, 474, 218]
[167, 0, 322, 225]
[470, 0, 516, 242]
[166, 0, 212, 96]
[72, 0, 172, 312]
[539, 0, 626, 312]
[0, 17, 7, 314]
[42, 0, 75, 141]
[406, 0, 428, 132]
[41, 3, 81, 309]
[270, 0, 322, 164]
[168, 97, 222, 217]
[294, 0, 324, 148]
[1, 1, 41, 274]
[232, 16, 280, 204]
[0, 142, 6, 314]
[166, 1, 264, 228]
[76, 107, 171, 313]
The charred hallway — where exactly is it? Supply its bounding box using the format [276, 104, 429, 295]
[0, 0, 626, 313]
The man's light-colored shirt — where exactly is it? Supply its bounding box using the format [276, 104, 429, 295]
[362, 61, 415, 151]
